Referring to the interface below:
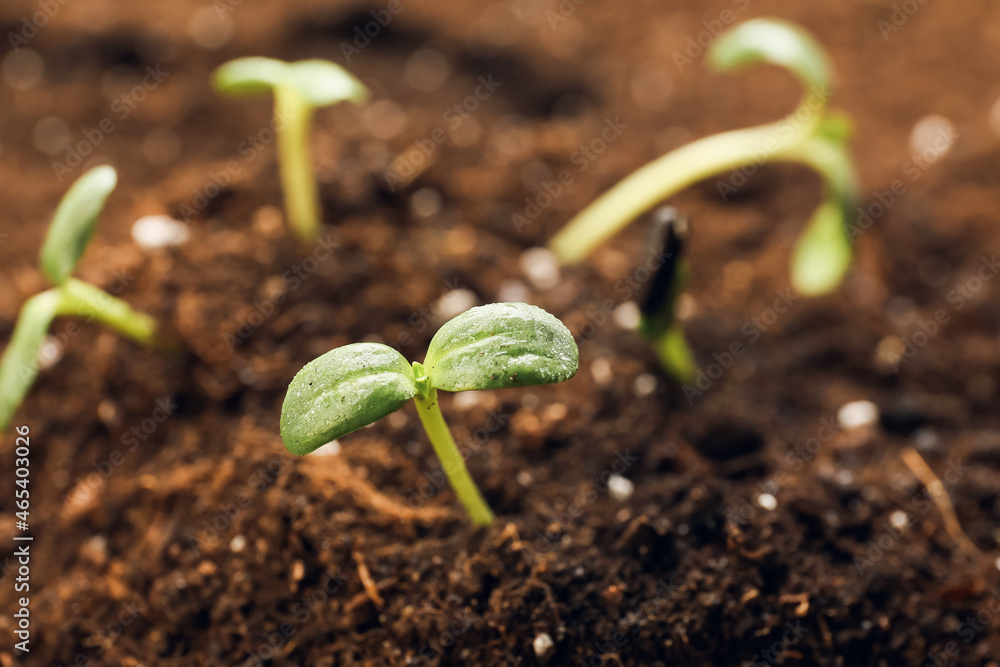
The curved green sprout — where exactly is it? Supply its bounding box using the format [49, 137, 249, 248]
[0, 166, 157, 430]
[280, 302, 579, 526]
[212, 57, 370, 241]
[549, 18, 858, 297]
[637, 208, 696, 382]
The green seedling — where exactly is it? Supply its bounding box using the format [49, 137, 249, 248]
[637, 207, 696, 382]
[212, 57, 369, 241]
[280, 302, 579, 526]
[549, 18, 858, 297]
[0, 166, 157, 430]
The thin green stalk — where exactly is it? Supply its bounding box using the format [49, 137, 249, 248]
[275, 86, 319, 240]
[412, 387, 494, 526]
[0, 291, 61, 430]
[59, 278, 157, 345]
[783, 134, 857, 205]
[549, 105, 822, 265]
[650, 323, 696, 383]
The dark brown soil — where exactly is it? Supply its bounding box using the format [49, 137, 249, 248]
[2, 0, 1000, 665]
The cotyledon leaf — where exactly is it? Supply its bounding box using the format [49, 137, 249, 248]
[424, 302, 579, 392]
[212, 57, 369, 107]
[280, 343, 417, 455]
[287, 60, 369, 107]
[0, 290, 62, 431]
[40, 165, 117, 286]
[790, 197, 852, 296]
[211, 57, 289, 96]
[708, 18, 832, 96]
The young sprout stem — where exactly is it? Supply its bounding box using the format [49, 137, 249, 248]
[58, 279, 157, 345]
[637, 207, 696, 381]
[651, 324, 696, 382]
[783, 133, 857, 205]
[275, 87, 320, 241]
[549, 100, 825, 265]
[412, 387, 495, 527]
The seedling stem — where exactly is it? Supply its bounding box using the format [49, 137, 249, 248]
[59, 278, 157, 344]
[413, 385, 495, 526]
[275, 87, 320, 239]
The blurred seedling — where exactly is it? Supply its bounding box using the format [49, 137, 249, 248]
[212, 58, 369, 241]
[280, 302, 579, 526]
[550, 18, 858, 297]
[635, 207, 696, 382]
[0, 166, 157, 430]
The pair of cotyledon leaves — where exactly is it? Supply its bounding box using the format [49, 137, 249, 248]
[42, 165, 118, 286]
[708, 18, 830, 93]
[708, 18, 854, 297]
[551, 18, 855, 298]
[280, 302, 579, 456]
[0, 165, 118, 430]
